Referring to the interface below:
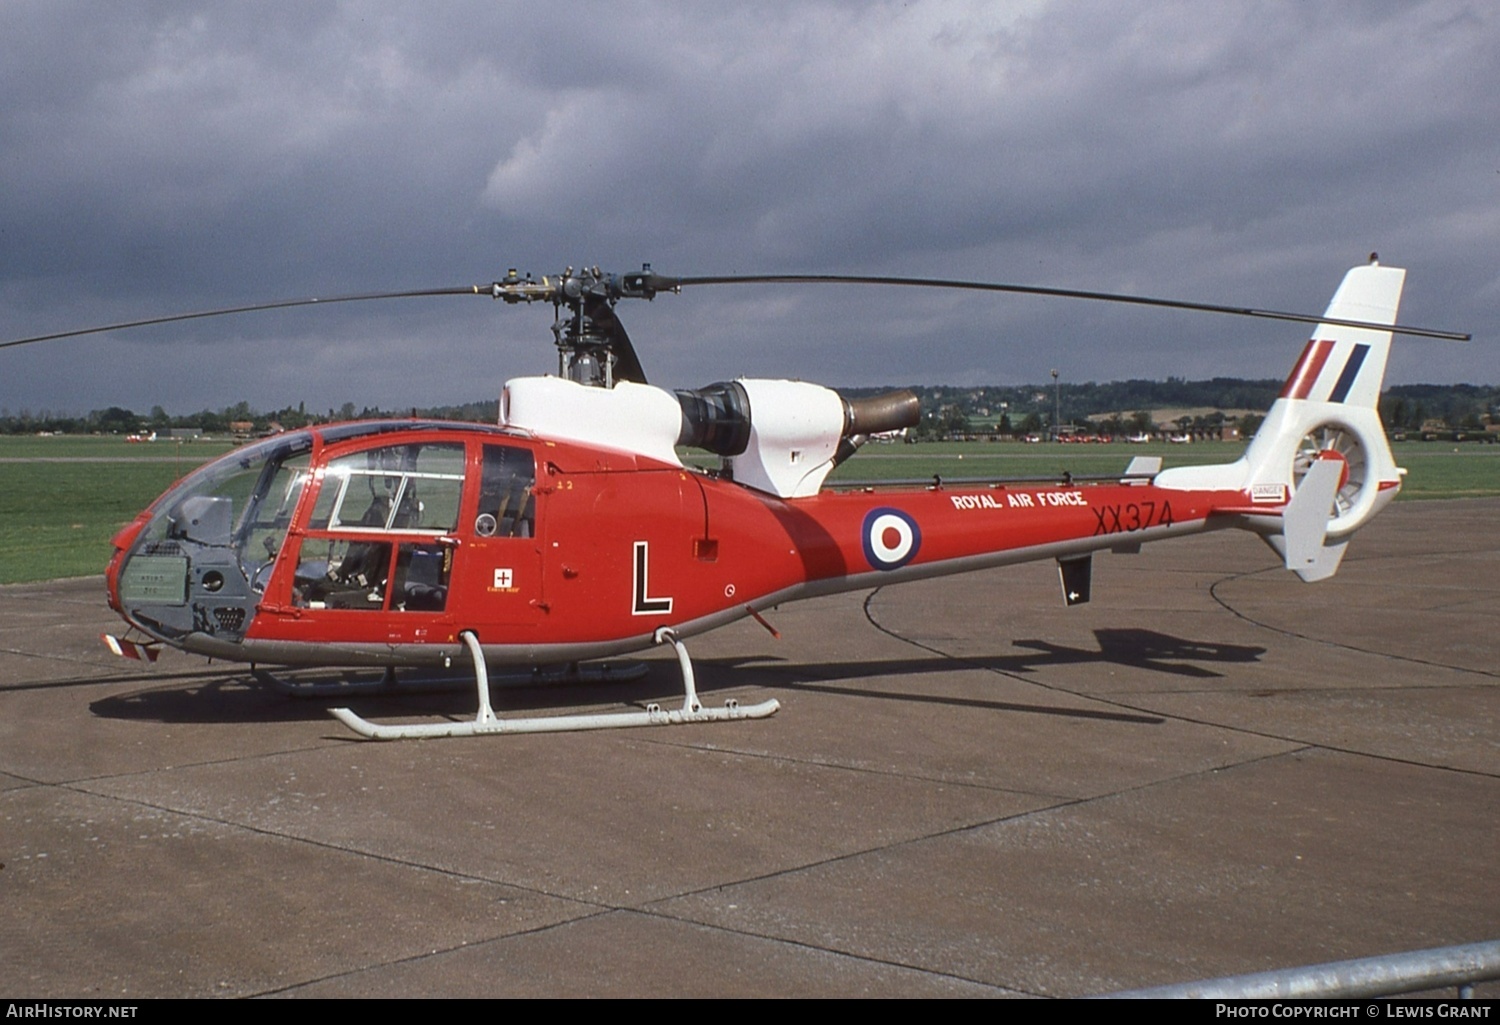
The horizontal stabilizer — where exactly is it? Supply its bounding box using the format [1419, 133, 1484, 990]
[1124, 455, 1161, 478]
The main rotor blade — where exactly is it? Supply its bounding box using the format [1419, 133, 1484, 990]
[0, 285, 494, 351]
[668, 274, 1471, 342]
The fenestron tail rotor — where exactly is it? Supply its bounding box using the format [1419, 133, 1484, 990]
[1293, 423, 1370, 520]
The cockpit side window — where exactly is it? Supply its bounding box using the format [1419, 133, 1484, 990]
[308, 442, 466, 534]
[235, 453, 311, 578]
[291, 440, 465, 612]
[476, 445, 537, 538]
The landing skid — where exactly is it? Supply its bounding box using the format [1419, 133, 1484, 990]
[330, 629, 780, 740]
[254, 659, 647, 699]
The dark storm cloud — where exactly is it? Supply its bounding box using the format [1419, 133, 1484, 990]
[1, 1, 1495, 416]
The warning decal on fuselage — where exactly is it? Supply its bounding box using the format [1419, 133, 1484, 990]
[862, 508, 922, 571]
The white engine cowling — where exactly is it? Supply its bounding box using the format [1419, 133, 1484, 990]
[723, 380, 848, 498]
[501, 377, 685, 466]
[501, 375, 919, 499]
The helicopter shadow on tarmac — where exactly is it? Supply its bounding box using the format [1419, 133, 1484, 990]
[710, 626, 1265, 683]
[85, 664, 664, 728]
[84, 627, 1260, 729]
[699, 627, 1265, 727]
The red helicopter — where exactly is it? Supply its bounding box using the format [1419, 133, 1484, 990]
[6, 258, 1466, 739]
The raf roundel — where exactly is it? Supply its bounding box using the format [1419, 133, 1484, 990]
[862, 508, 922, 571]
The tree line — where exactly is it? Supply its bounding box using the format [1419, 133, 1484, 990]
[851, 380, 1500, 440]
[2, 380, 1494, 438]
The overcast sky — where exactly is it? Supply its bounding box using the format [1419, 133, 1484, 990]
[1, 1, 1495, 416]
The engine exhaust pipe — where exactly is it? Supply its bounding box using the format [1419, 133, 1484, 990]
[676, 382, 921, 471]
[842, 390, 920, 437]
[834, 389, 920, 468]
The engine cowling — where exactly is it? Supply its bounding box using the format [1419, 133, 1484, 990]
[676, 380, 919, 497]
[500, 375, 919, 498]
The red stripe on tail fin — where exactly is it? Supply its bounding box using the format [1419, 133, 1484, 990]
[1280, 338, 1334, 399]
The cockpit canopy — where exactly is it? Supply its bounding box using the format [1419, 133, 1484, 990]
[110, 421, 523, 648]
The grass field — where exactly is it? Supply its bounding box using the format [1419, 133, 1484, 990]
[1387, 442, 1500, 499]
[0, 436, 235, 585]
[826, 439, 1240, 482]
[828, 439, 1500, 500]
[1, 435, 1495, 585]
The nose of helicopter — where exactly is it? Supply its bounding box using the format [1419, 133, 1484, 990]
[105, 515, 151, 614]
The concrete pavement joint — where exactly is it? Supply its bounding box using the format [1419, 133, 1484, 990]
[1208, 568, 1500, 680]
[622, 746, 1320, 996]
[50, 777, 615, 914]
[628, 730, 1079, 802]
[627, 905, 1032, 996]
[863, 587, 1500, 781]
[0, 646, 131, 671]
[637, 743, 1306, 912]
[249, 907, 622, 998]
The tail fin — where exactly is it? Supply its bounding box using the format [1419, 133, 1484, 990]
[1157, 258, 1405, 579]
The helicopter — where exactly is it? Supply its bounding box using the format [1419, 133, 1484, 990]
[4, 256, 1469, 739]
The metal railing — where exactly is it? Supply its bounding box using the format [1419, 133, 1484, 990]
[1099, 939, 1500, 1000]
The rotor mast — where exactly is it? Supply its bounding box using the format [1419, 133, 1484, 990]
[488, 265, 669, 387]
